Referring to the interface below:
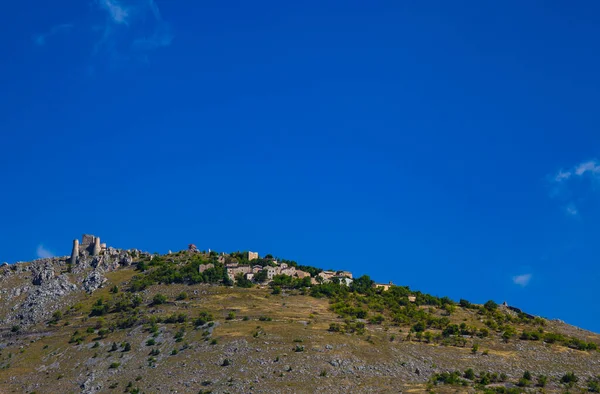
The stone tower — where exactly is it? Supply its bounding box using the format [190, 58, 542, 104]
[70, 239, 79, 265]
[92, 236, 101, 256]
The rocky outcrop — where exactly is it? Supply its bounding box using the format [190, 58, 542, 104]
[31, 260, 55, 286]
[82, 271, 106, 293]
[2, 247, 146, 327]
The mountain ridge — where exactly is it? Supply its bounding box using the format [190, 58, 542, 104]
[0, 235, 598, 393]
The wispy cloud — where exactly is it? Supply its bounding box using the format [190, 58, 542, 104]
[94, 0, 173, 58]
[99, 0, 130, 25]
[33, 0, 172, 69]
[36, 245, 55, 259]
[549, 158, 600, 217]
[565, 203, 578, 216]
[574, 160, 600, 177]
[33, 24, 73, 46]
[552, 159, 600, 184]
[512, 273, 532, 287]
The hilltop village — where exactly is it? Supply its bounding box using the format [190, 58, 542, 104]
[188, 244, 354, 286]
[58, 235, 396, 291]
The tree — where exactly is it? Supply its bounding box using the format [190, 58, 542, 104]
[253, 270, 268, 283]
[351, 275, 374, 294]
[235, 274, 253, 288]
[484, 300, 498, 311]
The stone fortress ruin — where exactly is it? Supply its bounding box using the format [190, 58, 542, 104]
[70, 234, 107, 265]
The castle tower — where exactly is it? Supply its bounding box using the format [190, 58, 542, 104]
[70, 239, 79, 265]
[92, 236, 101, 256]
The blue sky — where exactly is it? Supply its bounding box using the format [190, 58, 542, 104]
[1, 1, 599, 332]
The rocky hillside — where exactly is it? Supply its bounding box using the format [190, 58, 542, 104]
[0, 240, 598, 393]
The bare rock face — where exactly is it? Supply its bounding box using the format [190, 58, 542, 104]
[82, 271, 106, 293]
[3, 247, 145, 327]
[31, 260, 55, 286]
[13, 270, 77, 326]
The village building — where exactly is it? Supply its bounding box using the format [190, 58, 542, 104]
[408, 295, 416, 302]
[266, 266, 277, 280]
[296, 270, 311, 279]
[318, 270, 336, 282]
[248, 251, 259, 261]
[227, 266, 252, 280]
[337, 271, 353, 279]
[245, 273, 254, 281]
[374, 281, 394, 291]
[280, 266, 296, 276]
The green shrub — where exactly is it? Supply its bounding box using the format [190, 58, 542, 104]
[561, 372, 578, 385]
[152, 294, 167, 305]
[464, 369, 475, 380]
[536, 375, 547, 388]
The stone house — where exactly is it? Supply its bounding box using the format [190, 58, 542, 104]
[318, 271, 336, 282]
[408, 295, 416, 303]
[265, 266, 277, 280]
[248, 251, 259, 261]
[337, 277, 353, 286]
[246, 273, 254, 281]
[280, 263, 288, 269]
[227, 266, 252, 280]
[296, 270, 310, 279]
[280, 266, 296, 276]
[337, 271, 353, 279]
[252, 265, 263, 274]
[374, 281, 393, 291]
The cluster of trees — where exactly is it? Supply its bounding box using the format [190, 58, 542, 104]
[521, 330, 598, 351]
[432, 369, 585, 391]
[130, 255, 232, 291]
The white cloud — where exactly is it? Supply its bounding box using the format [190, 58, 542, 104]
[554, 169, 572, 182]
[565, 203, 578, 216]
[512, 273, 532, 287]
[36, 245, 55, 259]
[99, 0, 130, 25]
[552, 159, 600, 183]
[549, 158, 600, 217]
[575, 160, 600, 177]
[93, 0, 173, 60]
